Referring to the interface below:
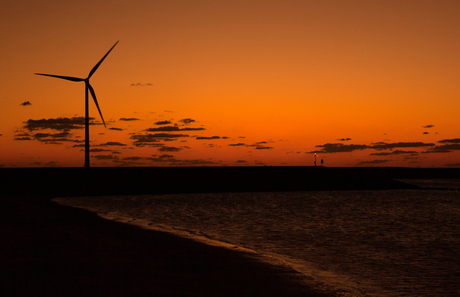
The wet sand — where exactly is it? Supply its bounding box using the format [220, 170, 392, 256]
[1, 195, 339, 297]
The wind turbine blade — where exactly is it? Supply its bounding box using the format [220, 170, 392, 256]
[35, 73, 85, 82]
[87, 83, 106, 128]
[87, 41, 119, 79]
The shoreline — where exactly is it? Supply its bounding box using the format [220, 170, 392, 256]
[3, 166, 457, 197]
[1, 195, 342, 297]
[2, 167, 458, 296]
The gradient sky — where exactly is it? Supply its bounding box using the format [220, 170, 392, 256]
[1, 0, 459, 168]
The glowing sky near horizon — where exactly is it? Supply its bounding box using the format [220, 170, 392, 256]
[1, 0, 459, 168]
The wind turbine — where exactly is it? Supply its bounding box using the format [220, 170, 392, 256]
[35, 41, 119, 168]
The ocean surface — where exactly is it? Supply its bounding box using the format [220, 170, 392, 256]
[54, 180, 460, 297]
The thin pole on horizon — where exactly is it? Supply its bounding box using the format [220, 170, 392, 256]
[34, 41, 119, 168]
[315, 153, 317, 167]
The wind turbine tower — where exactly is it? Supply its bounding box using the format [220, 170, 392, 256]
[35, 41, 119, 168]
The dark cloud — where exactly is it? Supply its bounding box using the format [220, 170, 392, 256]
[20, 101, 32, 106]
[371, 142, 435, 150]
[145, 125, 204, 132]
[423, 143, 460, 154]
[23, 117, 99, 131]
[249, 141, 274, 150]
[131, 133, 189, 146]
[155, 120, 172, 125]
[310, 143, 368, 153]
[93, 155, 119, 160]
[119, 118, 140, 121]
[34, 132, 71, 139]
[147, 126, 180, 132]
[438, 138, 460, 144]
[370, 150, 418, 156]
[130, 83, 153, 86]
[131, 134, 162, 146]
[445, 163, 460, 167]
[236, 160, 248, 163]
[109, 127, 123, 131]
[167, 159, 215, 166]
[227, 142, 274, 149]
[89, 148, 111, 152]
[196, 136, 220, 140]
[310, 141, 437, 154]
[181, 127, 205, 131]
[33, 132, 82, 144]
[145, 154, 173, 162]
[423, 132, 429, 135]
[338, 138, 352, 141]
[422, 125, 435, 128]
[254, 146, 274, 150]
[14, 136, 32, 141]
[147, 133, 188, 138]
[13, 130, 82, 144]
[123, 156, 143, 161]
[158, 146, 182, 152]
[357, 159, 390, 165]
[179, 118, 195, 125]
[95, 142, 127, 147]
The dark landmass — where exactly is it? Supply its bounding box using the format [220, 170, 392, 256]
[3, 166, 458, 197]
[1, 166, 458, 296]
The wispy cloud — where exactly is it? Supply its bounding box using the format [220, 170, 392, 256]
[119, 117, 140, 121]
[371, 142, 435, 150]
[370, 150, 418, 156]
[130, 83, 153, 86]
[146, 126, 205, 132]
[357, 159, 390, 165]
[131, 133, 189, 146]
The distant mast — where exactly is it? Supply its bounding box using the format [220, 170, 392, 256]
[314, 153, 317, 167]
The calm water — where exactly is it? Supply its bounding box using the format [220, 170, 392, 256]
[55, 186, 460, 297]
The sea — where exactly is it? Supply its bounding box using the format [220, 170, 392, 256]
[54, 179, 460, 297]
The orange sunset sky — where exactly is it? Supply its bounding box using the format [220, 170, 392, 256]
[1, 0, 459, 168]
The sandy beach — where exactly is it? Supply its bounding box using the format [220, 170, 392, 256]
[1, 195, 338, 297]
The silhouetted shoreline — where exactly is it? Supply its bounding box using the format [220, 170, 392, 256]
[1, 167, 458, 296]
[3, 166, 458, 197]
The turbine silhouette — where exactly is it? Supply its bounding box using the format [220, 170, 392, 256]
[35, 41, 119, 168]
